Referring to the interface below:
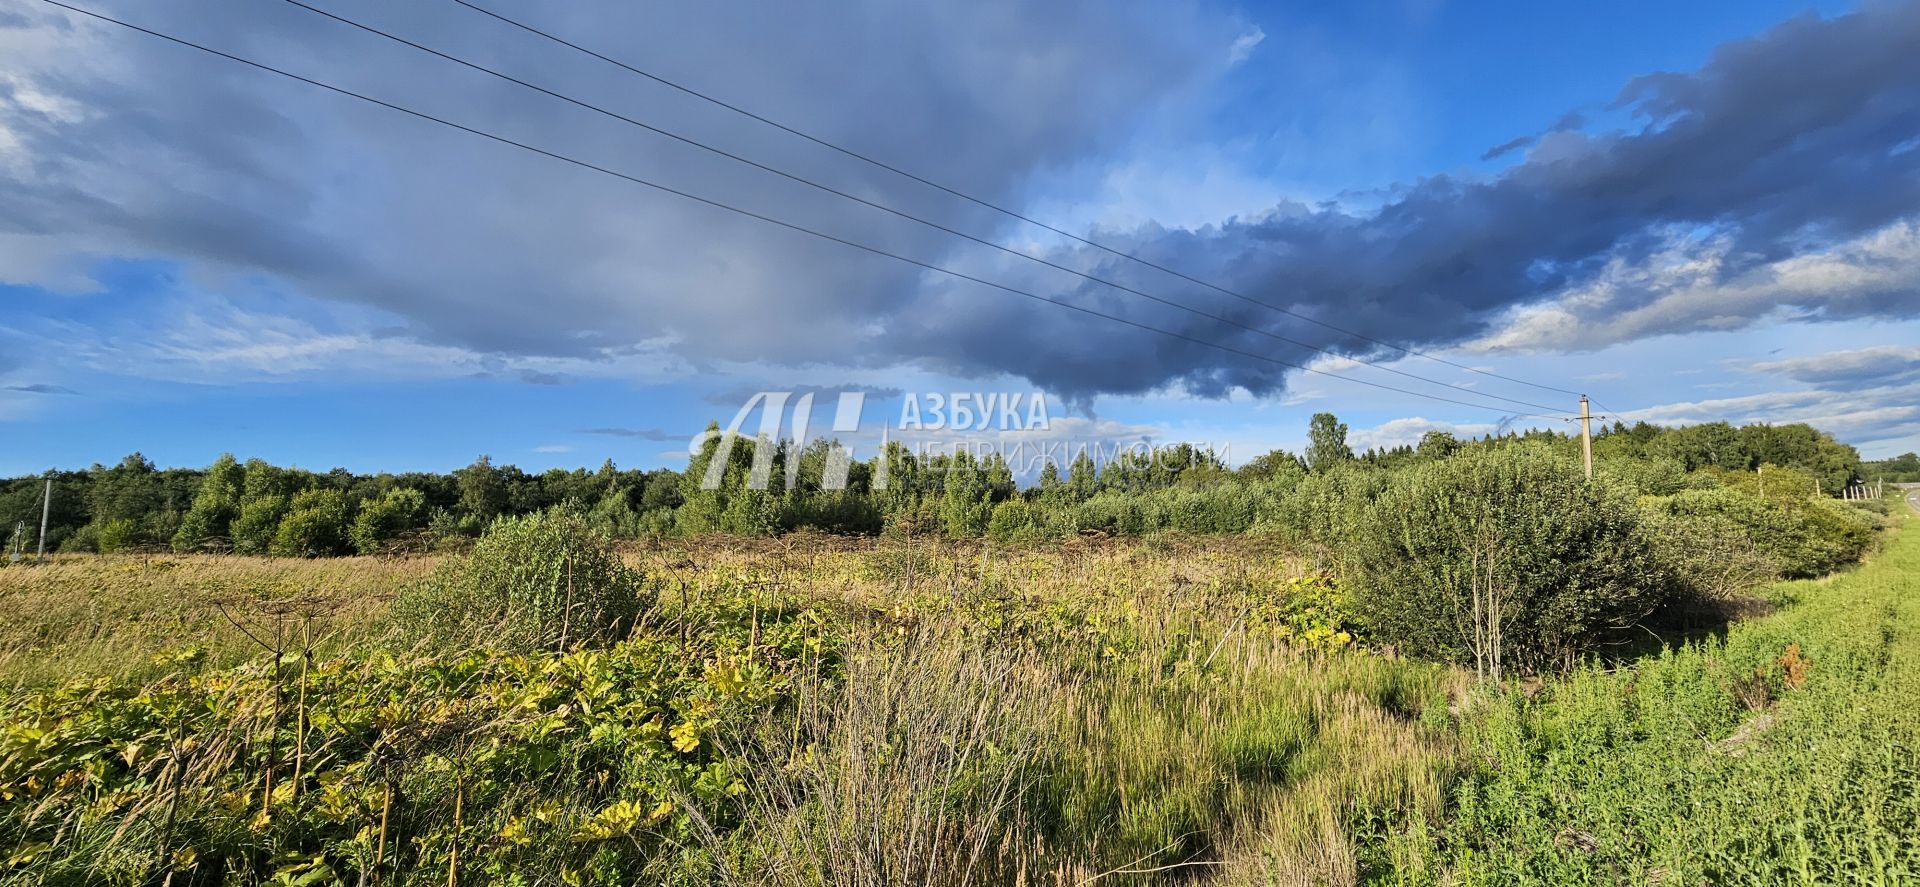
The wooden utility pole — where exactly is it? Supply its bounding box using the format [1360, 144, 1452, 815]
[36, 477, 50, 562]
[1578, 396, 1594, 480]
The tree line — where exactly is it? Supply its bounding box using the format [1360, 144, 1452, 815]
[0, 414, 1872, 557]
[1863, 451, 1920, 482]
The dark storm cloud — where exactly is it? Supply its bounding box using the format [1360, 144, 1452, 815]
[885, 2, 1920, 396]
[1, 0, 1237, 368]
[4, 0, 1919, 402]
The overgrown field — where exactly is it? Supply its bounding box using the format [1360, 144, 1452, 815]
[2, 528, 1455, 884]
[0, 471, 1910, 884]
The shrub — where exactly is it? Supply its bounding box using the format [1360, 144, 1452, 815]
[1635, 505, 1779, 604]
[987, 498, 1040, 542]
[56, 522, 99, 554]
[720, 488, 782, 535]
[779, 490, 883, 535]
[1657, 487, 1874, 578]
[1347, 444, 1671, 677]
[941, 460, 995, 538]
[1255, 465, 1382, 549]
[1073, 491, 1144, 536]
[230, 494, 288, 555]
[1598, 455, 1704, 496]
[424, 506, 470, 552]
[350, 487, 426, 554]
[271, 488, 351, 557]
[96, 518, 144, 553]
[392, 508, 653, 651]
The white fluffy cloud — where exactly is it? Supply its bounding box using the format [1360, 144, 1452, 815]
[1747, 345, 1920, 387]
[1347, 416, 1502, 452]
[1474, 221, 1920, 354]
[1620, 384, 1920, 453]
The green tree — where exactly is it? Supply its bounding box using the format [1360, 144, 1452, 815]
[941, 450, 993, 537]
[1036, 460, 1064, 498]
[350, 487, 426, 554]
[172, 454, 244, 552]
[231, 495, 288, 555]
[1416, 431, 1461, 460]
[676, 423, 783, 534]
[87, 453, 163, 546]
[271, 488, 352, 557]
[1065, 449, 1099, 502]
[1863, 452, 1920, 482]
[1305, 413, 1354, 472]
[454, 455, 509, 531]
[1239, 448, 1306, 480]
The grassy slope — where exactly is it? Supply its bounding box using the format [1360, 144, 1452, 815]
[1397, 513, 1919, 885]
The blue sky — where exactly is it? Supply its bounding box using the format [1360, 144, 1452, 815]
[2, 0, 1917, 476]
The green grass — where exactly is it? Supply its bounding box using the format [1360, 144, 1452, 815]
[2, 521, 1913, 885]
[0, 538, 1454, 885]
[1397, 514, 1920, 885]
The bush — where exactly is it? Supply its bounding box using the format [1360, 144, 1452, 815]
[1254, 465, 1382, 549]
[1347, 444, 1671, 677]
[1635, 506, 1779, 604]
[986, 498, 1041, 542]
[1657, 487, 1874, 578]
[57, 522, 99, 554]
[271, 489, 351, 557]
[392, 508, 653, 651]
[779, 490, 883, 535]
[230, 494, 288, 555]
[1598, 455, 1706, 496]
[96, 518, 144, 553]
[350, 487, 426, 554]
[941, 464, 995, 538]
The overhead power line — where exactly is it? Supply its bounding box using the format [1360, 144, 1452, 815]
[267, 0, 1566, 416]
[37, 0, 1570, 421]
[450, 0, 1591, 402]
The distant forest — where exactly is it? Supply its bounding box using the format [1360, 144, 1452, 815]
[1865, 451, 1920, 482]
[0, 415, 1882, 557]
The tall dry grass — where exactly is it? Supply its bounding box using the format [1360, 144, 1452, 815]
[698, 591, 1459, 887]
[5, 535, 1461, 887]
[0, 553, 432, 686]
[1041, 613, 1458, 887]
[703, 627, 1069, 887]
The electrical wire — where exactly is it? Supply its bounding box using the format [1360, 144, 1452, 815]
[270, 0, 1569, 415]
[35, 0, 1574, 421]
[450, 0, 1592, 401]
